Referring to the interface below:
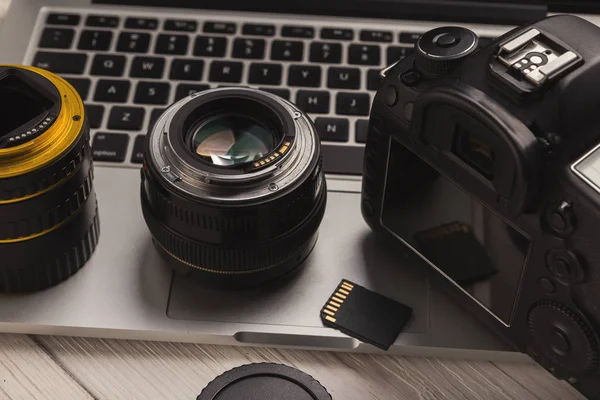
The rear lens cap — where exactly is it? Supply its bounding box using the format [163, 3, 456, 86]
[197, 363, 332, 400]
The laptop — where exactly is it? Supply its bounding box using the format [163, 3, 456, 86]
[0, 0, 594, 359]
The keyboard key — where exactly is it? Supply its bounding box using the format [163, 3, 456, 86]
[271, 40, 303, 61]
[327, 67, 360, 89]
[336, 92, 370, 115]
[387, 46, 413, 64]
[134, 82, 170, 105]
[232, 38, 266, 59]
[47, 13, 80, 26]
[155, 34, 189, 55]
[194, 36, 227, 57]
[90, 54, 126, 76]
[170, 59, 204, 81]
[175, 84, 209, 100]
[92, 132, 129, 162]
[165, 19, 197, 32]
[86, 105, 105, 129]
[249, 63, 282, 85]
[32, 52, 87, 74]
[321, 145, 364, 174]
[367, 69, 382, 91]
[259, 87, 290, 100]
[131, 135, 146, 163]
[242, 24, 275, 36]
[282, 26, 314, 38]
[78, 30, 113, 51]
[321, 28, 353, 41]
[39, 28, 74, 49]
[94, 79, 130, 103]
[355, 119, 369, 143]
[209, 61, 243, 83]
[130, 56, 165, 78]
[399, 32, 421, 44]
[360, 30, 392, 43]
[349, 44, 381, 65]
[309, 42, 342, 63]
[204, 21, 236, 34]
[117, 32, 150, 53]
[316, 118, 349, 142]
[296, 90, 329, 114]
[288, 65, 321, 87]
[125, 18, 158, 30]
[150, 108, 166, 128]
[65, 78, 91, 100]
[108, 106, 145, 130]
[86, 15, 119, 28]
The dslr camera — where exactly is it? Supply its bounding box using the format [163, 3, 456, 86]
[363, 14, 600, 398]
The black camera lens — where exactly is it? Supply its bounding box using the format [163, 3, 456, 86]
[0, 66, 99, 293]
[141, 88, 326, 289]
[189, 114, 278, 166]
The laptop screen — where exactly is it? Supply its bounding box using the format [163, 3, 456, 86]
[93, 0, 550, 24]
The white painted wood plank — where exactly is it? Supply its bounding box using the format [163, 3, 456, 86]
[0, 334, 93, 400]
[35, 336, 583, 400]
[493, 362, 586, 400]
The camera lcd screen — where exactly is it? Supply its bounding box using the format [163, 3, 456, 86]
[381, 137, 531, 325]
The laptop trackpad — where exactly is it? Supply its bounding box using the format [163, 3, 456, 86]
[167, 191, 429, 333]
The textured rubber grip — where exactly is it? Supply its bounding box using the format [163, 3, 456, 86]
[0, 204, 99, 293]
[142, 187, 326, 274]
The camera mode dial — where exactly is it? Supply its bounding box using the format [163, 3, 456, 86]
[415, 27, 479, 79]
[528, 301, 598, 376]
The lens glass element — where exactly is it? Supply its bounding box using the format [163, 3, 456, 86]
[190, 114, 278, 166]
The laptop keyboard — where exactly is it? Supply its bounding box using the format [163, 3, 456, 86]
[27, 9, 499, 175]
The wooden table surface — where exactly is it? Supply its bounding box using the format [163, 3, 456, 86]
[0, 1, 586, 398]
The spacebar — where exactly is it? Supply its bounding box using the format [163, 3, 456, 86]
[321, 145, 364, 175]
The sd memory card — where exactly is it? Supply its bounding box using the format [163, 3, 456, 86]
[320, 280, 413, 350]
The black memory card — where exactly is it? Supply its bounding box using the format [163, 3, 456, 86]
[320, 280, 413, 350]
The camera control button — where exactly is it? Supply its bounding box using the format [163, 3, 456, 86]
[539, 277, 556, 294]
[383, 85, 398, 107]
[435, 33, 458, 48]
[400, 70, 421, 87]
[546, 249, 585, 285]
[403, 102, 414, 122]
[528, 301, 598, 375]
[545, 201, 576, 236]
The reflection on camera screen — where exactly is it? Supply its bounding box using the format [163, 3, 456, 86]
[381, 138, 531, 325]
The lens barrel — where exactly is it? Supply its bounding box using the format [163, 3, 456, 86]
[141, 88, 326, 288]
[0, 66, 99, 293]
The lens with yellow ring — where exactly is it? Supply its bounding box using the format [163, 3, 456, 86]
[0, 65, 99, 293]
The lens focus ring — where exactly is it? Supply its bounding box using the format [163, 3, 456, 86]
[142, 186, 325, 274]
